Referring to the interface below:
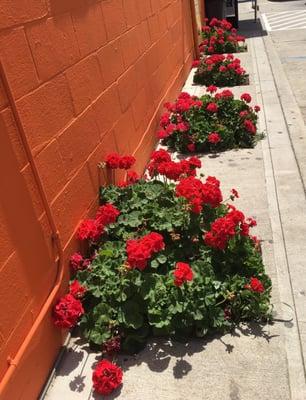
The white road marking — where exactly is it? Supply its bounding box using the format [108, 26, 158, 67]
[262, 10, 306, 31]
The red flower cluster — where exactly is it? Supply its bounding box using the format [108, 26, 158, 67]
[102, 336, 121, 355]
[244, 119, 256, 135]
[70, 253, 89, 272]
[214, 89, 234, 100]
[206, 85, 218, 93]
[194, 54, 247, 87]
[127, 170, 140, 184]
[245, 277, 265, 293]
[206, 102, 218, 113]
[199, 18, 246, 55]
[192, 60, 200, 68]
[173, 262, 193, 286]
[126, 232, 165, 270]
[157, 88, 260, 153]
[176, 176, 222, 213]
[147, 149, 201, 181]
[231, 188, 239, 199]
[241, 93, 252, 103]
[105, 153, 136, 170]
[208, 132, 221, 144]
[69, 280, 86, 299]
[77, 203, 120, 242]
[163, 92, 202, 114]
[208, 54, 245, 75]
[204, 206, 256, 250]
[187, 143, 196, 152]
[158, 93, 204, 140]
[77, 219, 103, 242]
[92, 359, 123, 395]
[117, 171, 140, 187]
[96, 203, 120, 226]
[53, 294, 84, 329]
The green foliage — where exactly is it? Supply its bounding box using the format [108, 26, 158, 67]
[161, 94, 260, 154]
[193, 55, 249, 87]
[75, 179, 272, 353]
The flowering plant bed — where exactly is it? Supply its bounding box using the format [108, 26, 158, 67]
[193, 54, 249, 87]
[199, 18, 247, 55]
[53, 151, 271, 396]
[158, 91, 261, 154]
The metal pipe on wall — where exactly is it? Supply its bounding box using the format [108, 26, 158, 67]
[190, 0, 200, 59]
[0, 60, 65, 396]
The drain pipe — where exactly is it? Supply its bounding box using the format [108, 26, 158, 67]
[190, 0, 200, 59]
[0, 61, 65, 395]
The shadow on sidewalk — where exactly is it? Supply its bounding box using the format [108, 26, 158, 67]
[239, 18, 268, 38]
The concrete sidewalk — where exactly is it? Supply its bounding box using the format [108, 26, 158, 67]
[44, 3, 306, 399]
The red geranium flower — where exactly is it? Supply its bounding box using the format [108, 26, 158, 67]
[204, 207, 245, 250]
[157, 129, 169, 139]
[208, 132, 221, 144]
[53, 294, 84, 329]
[220, 89, 234, 99]
[118, 155, 136, 170]
[126, 232, 165, 270]
[231, 188, 239, 198]
[160, 112, 171, 127]
[69, 280, 86, 299]
[239, 110, 249, 118]
[206, 102, 218, 113]
[173, 262, 193, 286]
[77, 219, 103, 241]
[105, 153, 121, 169]
[150, 149, 171, 163]
[187, 143, 196, 152]
[241, 93, 252, 103]
[92, 360, 123, 395]
[245, 277, 265, 293]
[192, 60, 200, 68]
[206, 85, 217, 93]
[176, 175, 222, 213]
[244, 119, 256, 134]
[188, 156, 201, 169]
[177, 122, 189, 132]
[70, 253, 84, 272]
[254, 105, 261, 112]
[102, 336, 121, 355]
[96, 203, 120, 226]
[127, 170, 140, 184]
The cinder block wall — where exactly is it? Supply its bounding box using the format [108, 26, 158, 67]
[0, 1, 195, 398]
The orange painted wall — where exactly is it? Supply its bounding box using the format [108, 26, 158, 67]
[0, 1, 195, 398]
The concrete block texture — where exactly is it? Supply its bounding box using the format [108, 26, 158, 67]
[0, 1, 195, 399]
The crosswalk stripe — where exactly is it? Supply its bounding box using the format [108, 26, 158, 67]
[262, 10, 306, 31]
[268, 11, 306, 25]
[267, 10, 306, 19]
[274, 20, 306, 31]
[270, 16, 306, 29]
[265, 9, 304, 16]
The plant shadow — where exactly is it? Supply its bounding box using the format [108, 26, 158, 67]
[53, 320, 279, 396]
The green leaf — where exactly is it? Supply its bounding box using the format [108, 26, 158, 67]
[118, 300, 143, 329]
[150, 259, 159, 269]
[157, 254, 167, 264]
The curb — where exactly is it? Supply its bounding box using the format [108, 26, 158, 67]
[250, 32, 306, 399]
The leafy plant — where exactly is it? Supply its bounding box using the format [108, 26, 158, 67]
[157, 91, 261, 153]
[193, 54, 249, 87]
[52, 151, 272, 396]
[199, 17, 247, 55]
[60, 152, 272, 355]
